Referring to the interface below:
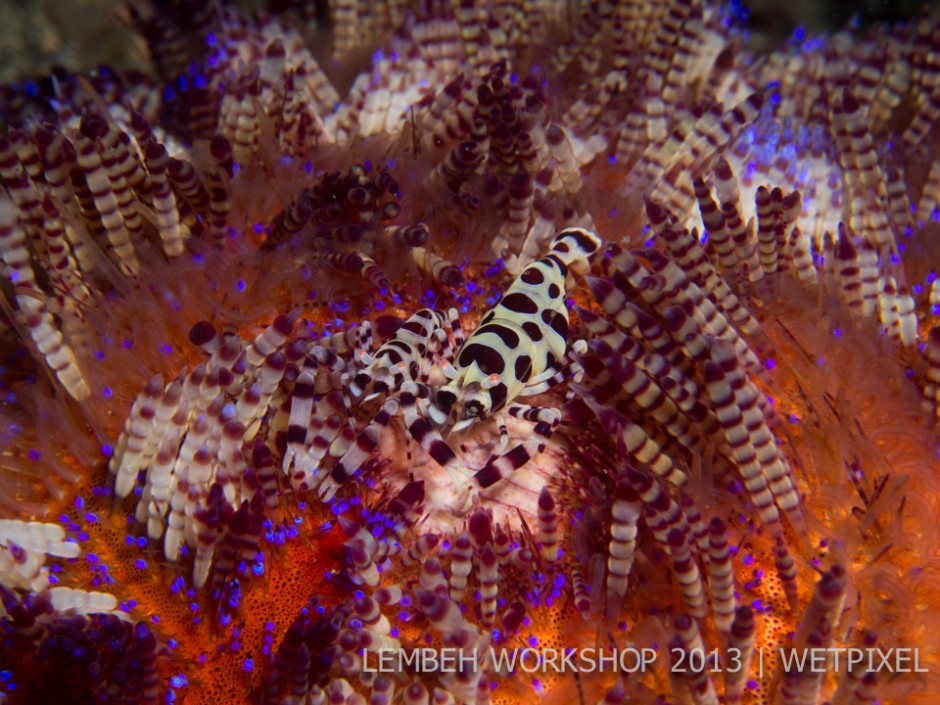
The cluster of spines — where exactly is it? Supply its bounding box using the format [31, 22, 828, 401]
[558, 456, 883, 704]
[0, 108, 253, 400]
[412, 59, 593, 267]
[0, 195, 90, 401]
[0, 587, 160, 704]
[263, 164, 426, 293]
[690, 160, 921, 350]
[250, 497, 583, 704]
[109, 314, 302, 589]
[575, 236, 787, 508]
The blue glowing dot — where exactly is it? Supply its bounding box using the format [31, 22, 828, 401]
[160, 343, 173, 355]
[169, 674, 188, 689]
[833, 328, 842, 337]
[95, 350, 105, 361]
[765, 358, 776, 370]
[135, 559, 147, 570]
[242, 658, 254, 673]
[27, 449, 40, 461]
[236, 279, 246, 293]
[103, 387, 113, 398]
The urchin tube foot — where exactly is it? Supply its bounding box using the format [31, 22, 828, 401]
[445, 477, 476, 516]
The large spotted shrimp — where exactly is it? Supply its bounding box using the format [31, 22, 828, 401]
[314, 226, 602, 506]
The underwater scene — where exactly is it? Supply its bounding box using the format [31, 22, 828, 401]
[1, 1, 940, 704]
